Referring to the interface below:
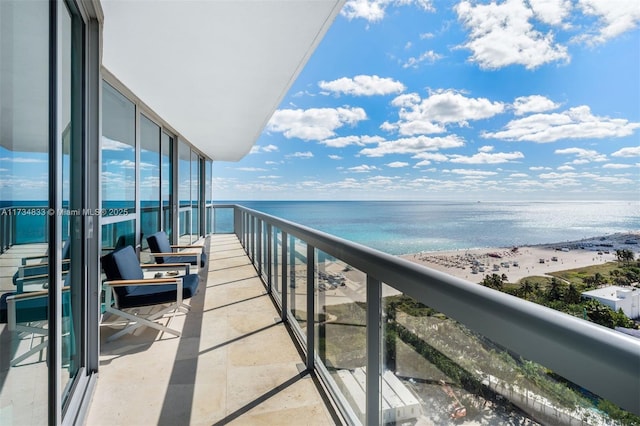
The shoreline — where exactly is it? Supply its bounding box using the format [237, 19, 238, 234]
[400, 232, 640, 284]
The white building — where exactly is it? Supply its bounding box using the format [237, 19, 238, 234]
[582, 286, 640, 319]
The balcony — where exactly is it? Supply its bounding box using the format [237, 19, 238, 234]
[71, 206, 640, 424]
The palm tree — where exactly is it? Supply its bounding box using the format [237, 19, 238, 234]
[547, 278, 564, 301]
[520, 280, 534, 300]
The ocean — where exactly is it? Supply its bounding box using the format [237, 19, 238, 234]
[5, 200, 638, 256]
[226, 200, 640, 256]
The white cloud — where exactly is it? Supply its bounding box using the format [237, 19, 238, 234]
[108, 159, 138, 169]
[250, 144, 279, 154]
[236, 167, 269, 172]
[593, 176, 635, 185]
[319, 75, 405, 96]
[611, 146, 640, 157]
[402, 50, 443, 68]
[455, 0, 570, 69]
[387, 89, 505, 136]
[413, 151, 450, 167]
[386, 161, 409, 168]
[320, 135, 385, 148]
[412, 152, 449, 162]
[359, 135, 465, 157]
[478, 145, 494, 152]
[101, 136, 133, 151]
[529, 0, 572, 26]
[513, 95, 560, 115]
[484, 106, 640, 143]
[341, 0, 434, 22]
[445, 169, 498, 177]
[557, 165, 575, 171]
[530, 166, 552, 171]
[348, 164, 379, 173]
[286, 151, 314, 159]
[602, 163, 633, 169]
[576, 0, 640, 45]
[0, 157, 46, 163]
[449, 150, 525, 164]
[328, 155, 343, 160]
[509, 173, 529, 177]
[267, 107, 367, 141]
[555, 147, 607, 162]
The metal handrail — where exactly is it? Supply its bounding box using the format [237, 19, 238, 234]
[229, 204, 640, 417]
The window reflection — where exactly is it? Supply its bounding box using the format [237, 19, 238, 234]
[140, 115, 161, 249]
[102, 82, 135, 215]
[0, 0, 50, 423]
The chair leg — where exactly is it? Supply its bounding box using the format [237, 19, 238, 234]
[11, 337, 48, 367]
[104, 304, 182, 342]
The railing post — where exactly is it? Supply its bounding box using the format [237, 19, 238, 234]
[306, 243, 315, 371]
[250, 215, 255, 262]
[267, 224, 272, 293]
[289, 236, 296, 312]
[366, 275, 381, 426]
[281, 231, 288, 322]
[273, 227, 279, 293]
[256, 218, 262, 277]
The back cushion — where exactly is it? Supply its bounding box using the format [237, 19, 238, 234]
[150, 231, 172, 253]
[112, 246, 144, 281]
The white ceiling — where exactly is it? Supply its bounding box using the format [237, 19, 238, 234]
[101, 0, 345, 161]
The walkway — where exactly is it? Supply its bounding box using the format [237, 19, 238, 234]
[86, 234, 338, 425]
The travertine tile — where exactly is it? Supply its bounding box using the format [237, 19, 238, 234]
[85, 234, 336, 425]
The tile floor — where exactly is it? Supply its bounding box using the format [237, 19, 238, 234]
[85, 234, 339, 425]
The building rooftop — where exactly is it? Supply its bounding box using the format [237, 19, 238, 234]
[582, 286, 638, 300]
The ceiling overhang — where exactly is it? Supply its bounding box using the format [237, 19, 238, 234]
[101, 0, 345, 161]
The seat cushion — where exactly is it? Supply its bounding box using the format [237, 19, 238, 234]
[118, 273, 199, 308]
[163, 255, 198, 266]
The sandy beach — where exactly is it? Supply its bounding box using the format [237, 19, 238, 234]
[400, 232, 640, 284]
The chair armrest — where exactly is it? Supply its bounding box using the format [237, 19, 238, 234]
[21, 255, 48, 265]
[8, 286, 70, 301]
[152, 252, 200, 256]
[104, 278, 182, 287]
[20, 259, 70, 271]
[170, 244, 203, 250]
[141, 262, 191, 275]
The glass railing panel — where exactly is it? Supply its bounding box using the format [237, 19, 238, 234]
[380, 284, 639, 425]
[314, 250, 368, 424]
[213, 207, 234, 233]
[140, 205, 160, 250]
[272, 227, 281, 302]
[178, 209, 191, 245]
[101, 220, 135, 254]
[287, 235, 308, 340]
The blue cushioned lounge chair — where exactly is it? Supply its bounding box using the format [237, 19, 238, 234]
[0, 284, 72, 367]
[146, 231, 207, 268]
[12, 239, 71, 293]
[100, 245, 199, 342]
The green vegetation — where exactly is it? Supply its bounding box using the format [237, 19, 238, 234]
[492, 256, 640, 330]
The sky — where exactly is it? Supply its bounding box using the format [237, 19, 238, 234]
[213, 0, 640, 201]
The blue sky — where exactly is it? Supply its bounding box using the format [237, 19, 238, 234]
[213, 0, 640, 201]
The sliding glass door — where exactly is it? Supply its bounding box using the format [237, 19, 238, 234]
[0, 1, 98, 423]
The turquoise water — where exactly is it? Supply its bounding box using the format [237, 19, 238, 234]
[5, 200, 638, 255]
[226, 200, 640, 255]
